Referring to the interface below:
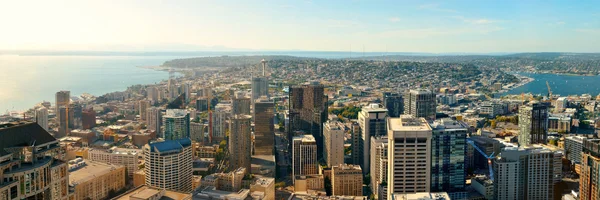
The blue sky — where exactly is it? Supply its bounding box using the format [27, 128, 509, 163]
[1, 0, 599, 53]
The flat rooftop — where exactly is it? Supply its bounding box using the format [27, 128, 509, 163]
[388, 116, 431, 132]
[69, 160, 122, 186]
[393, 192, 451, 200]
[115, 186, 191, 200]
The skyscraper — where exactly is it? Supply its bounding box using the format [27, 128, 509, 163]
[232, 97, 251, 115]
[163, 109, 190, 140]
[331, 164, 363, 196]
[147, 86, 159, 103]
[493, 146, 562, 200]
[252, 77, 269, 103]
[370, 136, 388, 199]
[0, 122, 70, 200]
[146, 107, 162, 132]
[229, 115, 252, 172]
[518, 103, 548, 146]
[190, 122, 204, 143]
[323, 120, 344, 167]
[350, 122, 361, 165]
[210, 110, 228, 143]
[358, 103, 388, 173]
[55, 90, 70, 114]
[404, 89, 436, 120]
[288, 83, 328, 156]
[383, 92, 404, 118]
[580, 139, 600, 200]
[139, 100, 151, 121]
[56, 106, 73, 138]
[254, 97, 275, 155]
[429, 119, 468, 199]
[292, 135, 318, 182]
[387, 115, 432, 198]
[143, 138, 193, 192]
[82, 108, 96, 129]
[196, 97, 210, 112]
[35, 107, 48, 131]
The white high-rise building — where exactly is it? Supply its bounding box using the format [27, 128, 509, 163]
[387, 115, 432, 199]
[35, 107, 49, 131]
[324, 121, 345, 167]
[493, 146, 562, 200]
[146, 107, 162, 132]
[143, 138, 193, 192]
[370, 136, 388, 199]
[564, 136, 585, 164]
[358, 103, 388, 173]
[293, 135, 318, 182]
[139, 100, 151, 121]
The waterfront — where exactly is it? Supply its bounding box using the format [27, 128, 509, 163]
[0, 55, 184, 112]
[503, 73, 600, 96]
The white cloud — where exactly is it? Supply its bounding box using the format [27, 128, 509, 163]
[418, 3, 459, 13]
[388, 17, 401, 22]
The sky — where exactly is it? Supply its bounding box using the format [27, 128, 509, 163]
[1, 0, 599, 53]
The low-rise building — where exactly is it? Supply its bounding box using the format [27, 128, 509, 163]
[331, 164, 363, 196]
[69, 160, 126, 200]
[249, 177, 275, 200]
[88, 147, 141, 177]
[113, 185, 192, 200]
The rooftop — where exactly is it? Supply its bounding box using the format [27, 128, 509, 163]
[388, 115, 431, 132]
[392, 192, 451, 200]
[361, 103, 388, 113]
[147, 138, 192, 153]
[113, 186, 192, 200]
[252, 177, 275, 187]
[0, 122, 57, 156]
[430, 118, 468, 130]
[165, 109, 188, 118]
[69, 160, 123, 186]
[293, 134, 316, 142]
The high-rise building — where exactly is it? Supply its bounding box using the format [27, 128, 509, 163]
[403, 89, 436, 120]
[370, 136, 388, 199]
[139, 100, 151, 121]
[146, 107, 162, 132]
[387, 116, 432, 199]
[56, 106, 73, 138]
[493, 146, 562, 200]
[190, 122, 205, 143]
[254, 97, 275, 155]
[196, 97, 210, 112]
[358, 103, 388, 173]
[292, 135, 318, 182]
[580, 139, 600, 200]
[55, 90, 70, 114]
[288, 83, 328, 156]
[331, 164, 363, 196]
[143, 138, 193, 192]
[0, 122, 70, 200]
[163, 109, 190, 140]
[350, 122, 361, 165]
[147, 86, 159, 103]
[429, 119, 468, 199]
[250, 177, 275, 200]
[232, 97, 251, 115]
[210, 110, 228, 143]
[323, 120, 344, 167]
[383, 93, 404, 118]
[81, 108, 96, 129]
[229, 115, 252, 172]
[252, 77, 269, 103]
[35, 107, 48, 131]
[565, 136, 585, 164]
[518, 103, 548, 146]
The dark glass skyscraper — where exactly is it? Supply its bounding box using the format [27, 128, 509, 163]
[430, 119, 468, 199]
[383, 92, 403, 118]
[518, 103, 548, 146]
[288, 82, 328, 156]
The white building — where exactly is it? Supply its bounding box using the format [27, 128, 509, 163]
[144, 138, 193, 192]
[324, 121, 345, 167]
[35, 107, 49, 131]
[163, 109, 190, 140]
[358, 104, 388, 173]
[565, 136, 585, 164]
[387, 115, 432, 199]
[370, 136, 387, 199]
[293, 135, 318, 182]
[88, 147, 140, 177]
[554, 97, 568, 112]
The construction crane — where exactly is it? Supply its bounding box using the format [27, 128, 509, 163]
[546, 81, 552, 99]
[467, 138, 496, 181]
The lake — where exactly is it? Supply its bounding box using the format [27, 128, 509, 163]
[503, 73, 600, 96]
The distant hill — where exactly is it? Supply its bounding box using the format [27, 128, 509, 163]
[161, 55, 322, 68]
